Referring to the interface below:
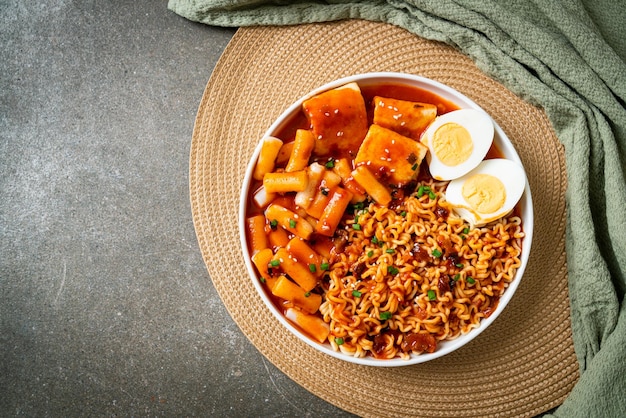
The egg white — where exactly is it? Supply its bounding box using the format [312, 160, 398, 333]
[445, 158, 526, 227]
[421, 109, 494, 181]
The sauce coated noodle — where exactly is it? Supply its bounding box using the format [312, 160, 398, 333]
[321, 179, 523, 359]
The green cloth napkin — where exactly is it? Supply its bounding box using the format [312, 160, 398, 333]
[168, 1, 626, 416]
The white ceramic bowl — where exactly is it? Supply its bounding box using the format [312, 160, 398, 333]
[239, 72, 533, 367]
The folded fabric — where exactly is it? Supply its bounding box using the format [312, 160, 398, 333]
[168, 1, 626, 416]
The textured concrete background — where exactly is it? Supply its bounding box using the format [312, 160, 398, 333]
[0, 1, 356, 416]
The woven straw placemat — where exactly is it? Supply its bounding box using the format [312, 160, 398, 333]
[190, 19, 579, 418]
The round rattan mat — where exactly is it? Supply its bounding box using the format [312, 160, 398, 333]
[189, 19, 579, 418]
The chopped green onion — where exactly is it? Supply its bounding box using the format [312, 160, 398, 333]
[320, 262, 329, 271]
[411, 163, 418, 171]
[352, 223, 361, 231]
[260, 277, 266, 283]
[427, 290, 437, 300]
[415, 187, 435, 199]
[400, 210, 407, 217]
[462, 227, 470, 234]
[335, 337, 344, 345]
[325, 159, 335, 169]
[304, 291, 311, 297]
[453, 274, 460, 281]
[309, 264, 317, 273]
[269, 219, 278, 229]
[288, 219, 297, 228]
[387, 266, 399, 275]
[371, 236, 380, 245]
[352, 290, 362, 298]
[367, 250, 374, 258]
[380, 312, 393, 320]
[270, 259, 280, 267]
[432, 249, 442, 258]
[467, 277, 476, 285]
[385, 249, 395, 254]
[353, 202, 364, 211]
[456, 263, 464, 268]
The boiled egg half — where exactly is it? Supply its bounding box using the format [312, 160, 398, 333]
[421, 109, 494, 180]
[445, 159, 526, 227]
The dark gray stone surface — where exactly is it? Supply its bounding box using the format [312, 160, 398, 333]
[0, 2, 356, 416]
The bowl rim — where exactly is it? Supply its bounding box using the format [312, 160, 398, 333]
[238, 72, 534, 367]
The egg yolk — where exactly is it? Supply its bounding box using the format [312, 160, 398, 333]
[461, 174, 506, 214]
[432, 122, 473, 166]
